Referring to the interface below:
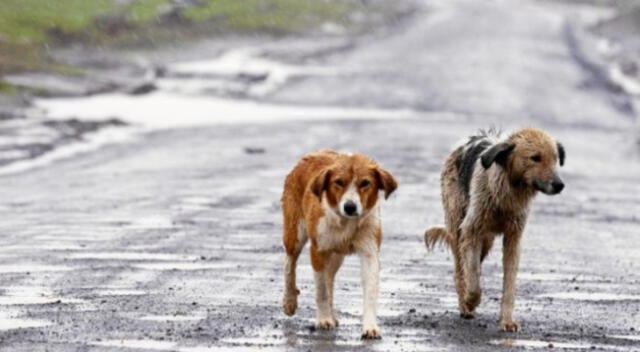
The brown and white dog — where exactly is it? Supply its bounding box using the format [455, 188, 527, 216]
[281, 150, 397, 339]
[425, 128, 565, 332]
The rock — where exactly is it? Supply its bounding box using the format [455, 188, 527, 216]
[128, 82, 157, 95]
[244, 147, 266, 154]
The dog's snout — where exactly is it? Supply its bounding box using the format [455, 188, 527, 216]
[343, 201, 357, 216]
[551, 179, 564, 194]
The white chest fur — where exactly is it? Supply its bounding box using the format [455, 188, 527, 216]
[315, 196, 380, 252]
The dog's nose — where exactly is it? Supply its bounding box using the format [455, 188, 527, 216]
[552, 180, 564, 194]
[343, 201, 357, 216]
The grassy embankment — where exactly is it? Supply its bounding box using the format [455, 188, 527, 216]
[0, 0, 362, 92]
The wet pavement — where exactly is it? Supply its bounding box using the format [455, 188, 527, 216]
[1, 0, 640, 351]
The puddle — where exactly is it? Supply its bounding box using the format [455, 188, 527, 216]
[222, 335, 286, 346]
[608, 335, 640, 341]
[12, 44, 416, 177]
[0, 264, 74, 273]
[94, 289, 148, 296]
[167, 48, 334, 97]
[91, 339, 177, 350]
[0, 127, 135, 176]
[0, 287, 83, 305]
[341, 306, 405, 318]
[518, 273, 594, 282]
[35, 234, 117, 242]
[181, 347, 281, 352]
[36, 92, 411, 131]
[91, 339, 282, 352]
[128, 216, 174, 229]
[139, 312, 206, 322]
[0, 243, 86, 252]
[490, 339, 605, 349]
[69, 252, 199, 261]
[539, 292, 640, 301]
[0, 312, 51, 331]
[381, 279, 422, 291]
[133, 262, 235, 271]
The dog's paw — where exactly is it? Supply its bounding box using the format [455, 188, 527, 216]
[282, 290, 299, 316]
[316, 317, 338, 330]
[463, 290, 482, 309]
[361, 325, 382, 340]
[459, 303, 476, 319]
[499, 319, 520, 332]
[460, 311, 475, 319]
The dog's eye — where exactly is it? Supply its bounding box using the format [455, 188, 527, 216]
[334, 179, 344, 187]
[359, 180, 370, 188]
[531, 154, 542, 162]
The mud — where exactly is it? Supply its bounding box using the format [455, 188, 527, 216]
[0, 0, 639, 351]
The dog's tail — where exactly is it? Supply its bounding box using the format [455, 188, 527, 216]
[424, 226, 452, 251]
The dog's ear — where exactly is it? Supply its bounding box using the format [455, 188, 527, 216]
[557, 142, 565, 167]
[373, 166, 398, 200]
[481, 142, 515, 169]
[311, 169, 332, 199]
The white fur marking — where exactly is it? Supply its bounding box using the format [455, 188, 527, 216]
[316, 196, 379, 252]
[359, 240, 380, 334]
[339, 181, 362, 217]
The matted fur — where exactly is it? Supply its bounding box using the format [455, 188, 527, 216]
[425, 128, 565, 332]
[281, 150, 397, 339]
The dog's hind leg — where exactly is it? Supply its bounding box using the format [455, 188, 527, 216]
[282, 218, 307, 316]
[499, 229, 522, 332]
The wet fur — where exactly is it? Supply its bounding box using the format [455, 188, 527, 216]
[281, 150, 397, 339]
[425, 128, 565, 332]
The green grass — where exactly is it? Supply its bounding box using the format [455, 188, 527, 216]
[127, 0, 170, 24]
[0, 0, 117, 44]
[184, 0, 352, 33]
[0, 0, 373, 76]
[0, 79, 19, 94]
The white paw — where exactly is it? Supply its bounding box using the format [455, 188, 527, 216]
[361, 325, 382, 339]
[316, 317, 338, 330]
[499, 319, 520, 332]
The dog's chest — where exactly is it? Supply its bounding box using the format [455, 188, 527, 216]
[315, 215, 358, 253]
[314, 212, 377, 253]
[485, 205, 528, 234]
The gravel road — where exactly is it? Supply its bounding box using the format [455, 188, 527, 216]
[0, 0, 639, 351]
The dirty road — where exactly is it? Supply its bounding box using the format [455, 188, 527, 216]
[1, 0, 639, 351]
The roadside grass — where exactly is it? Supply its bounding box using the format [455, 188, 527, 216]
[0, 0, 369, 79]
[184, 0, 353, 33]
[0, 0, 117, 44]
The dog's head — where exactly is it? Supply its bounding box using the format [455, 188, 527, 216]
[481, 128, 565, 195]
[312, 154, 397, 218]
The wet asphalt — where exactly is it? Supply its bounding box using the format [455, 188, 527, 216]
[0, 0, 639, 351]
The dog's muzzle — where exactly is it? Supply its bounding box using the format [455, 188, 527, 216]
[535, 175, 564, 195]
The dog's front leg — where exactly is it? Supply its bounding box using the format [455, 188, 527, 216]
[359, 241, 381, 339]
[311, 246, 337, 329]
[460, 226, 482, 318]
[499, 230, 522, 332]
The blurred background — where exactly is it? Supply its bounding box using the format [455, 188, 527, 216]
[0, 0, 638, 169]
[0, 1, 639, 351]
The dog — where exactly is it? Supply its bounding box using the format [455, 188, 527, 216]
[424, 128, 565, 332]
[281, 150, 397, 339]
